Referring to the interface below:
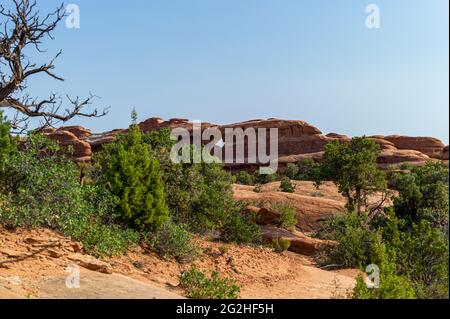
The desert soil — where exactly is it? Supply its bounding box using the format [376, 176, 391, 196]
[0, 227, 358, 299]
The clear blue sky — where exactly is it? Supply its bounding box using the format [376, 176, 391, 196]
[7, 0, 449, 142]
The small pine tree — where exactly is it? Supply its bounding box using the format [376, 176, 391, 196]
[95, 113, 168, 230]
[280, 176, 295, 193]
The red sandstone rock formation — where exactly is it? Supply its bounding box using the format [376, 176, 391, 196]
[41, 117, 447, 169]
[326, 133, 351, 143]
[442, 146, 449, 161]
[45, 129, 92, 163]
[368, 137, 397, 151]
[383, 135, 445, 159]
[58, 126, 92, 139]
[260, 225, 336, 256]
[377, 149, 431, 167]
[233, 183, 346, 233]
[219, 119, 327, 157]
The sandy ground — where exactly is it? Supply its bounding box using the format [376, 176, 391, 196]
[0, 227, 358, 299]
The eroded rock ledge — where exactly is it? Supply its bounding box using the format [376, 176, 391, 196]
[43, 118, 448, 169]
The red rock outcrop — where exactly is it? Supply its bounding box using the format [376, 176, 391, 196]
[38, 117, 447, 168]
[260, 225, 336, 256]
[58, 126, 92, 139]
[383, 135, 445, 159]
[368, 137, 397, 151]
[326, 133, 351, 143]
[234, 182, 346, 233]
[243, 204, 337, 255]
[244, 206, 283, 225]
[442, 146, 449, 161]
[45, 129, 92, 163]
[278, 152, 325, 165]
[219, 119, 327, 157]
[377, 149, 431, 167]
[87, 118, 218, 153]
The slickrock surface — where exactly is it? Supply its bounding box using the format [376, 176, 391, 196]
[1, 227, 358, 299]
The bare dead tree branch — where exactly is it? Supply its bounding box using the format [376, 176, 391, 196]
[0, 0, 108, 132]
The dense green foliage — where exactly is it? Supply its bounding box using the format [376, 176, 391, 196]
[0, 134, 139, 257]
[256, 172, 279, 184]
[284, 163, 299, 180]
[221, 205, 262, 244]
[179, 266, 240, 299]
[148, 220, 198, 262]
[0, 111, 16, 161]
[295, 159, 322, 181]
[353, 231, 416, 299]
[319, 137, 387, 214]
[314, 137, 449, 299]
[272, 203, 298, 229]
[233, 170, 281, 186]
[279, 176, 295, 193]
[316, 212, 374, 268]
[235, 170, 255, 185]
[390, 162, 449, 232]
[94, 124, 169, 230]
[318, 195, 448, 298]
[142, 129, 261, 244]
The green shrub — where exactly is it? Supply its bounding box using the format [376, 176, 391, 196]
[272, 203, 298, 229]
[235, 171, 255, 185]
[353, 232, 416, 299]
[148, 220, 198, 262]
[162, 148, 254, 236]
[140, 130, 262, 243]
[179, 266, 240, 299]
[0, 134, 84, 228]
[0, 133, 139, 257]
[0, 111, 16, 162]
[253, 184, 262, 193]
[272, 238, 291, 253]
[153, 142, 232, 233]
[417, 207, 449, 238]
[284, 163, 299, 180]
[279, 176, 295, 193]
[315, 212, 374, 268]
[94, 123, 168, 230]
[221, 206, 261, 244]
[254, 171, 279, 184]
[391, 161, 449, 229]
[296, 159, 322, 181]
[188, 162, 236, 233]
[319, 210, 448, 299]
[60, 193, 141, 257]
[309, 139, 448, 299]
[396, 220, 449, 298]
[353, 270, 416, 299]
[143, 127, 175, 152]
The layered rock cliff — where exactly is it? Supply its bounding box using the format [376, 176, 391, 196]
[43, 118, 449, 169]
